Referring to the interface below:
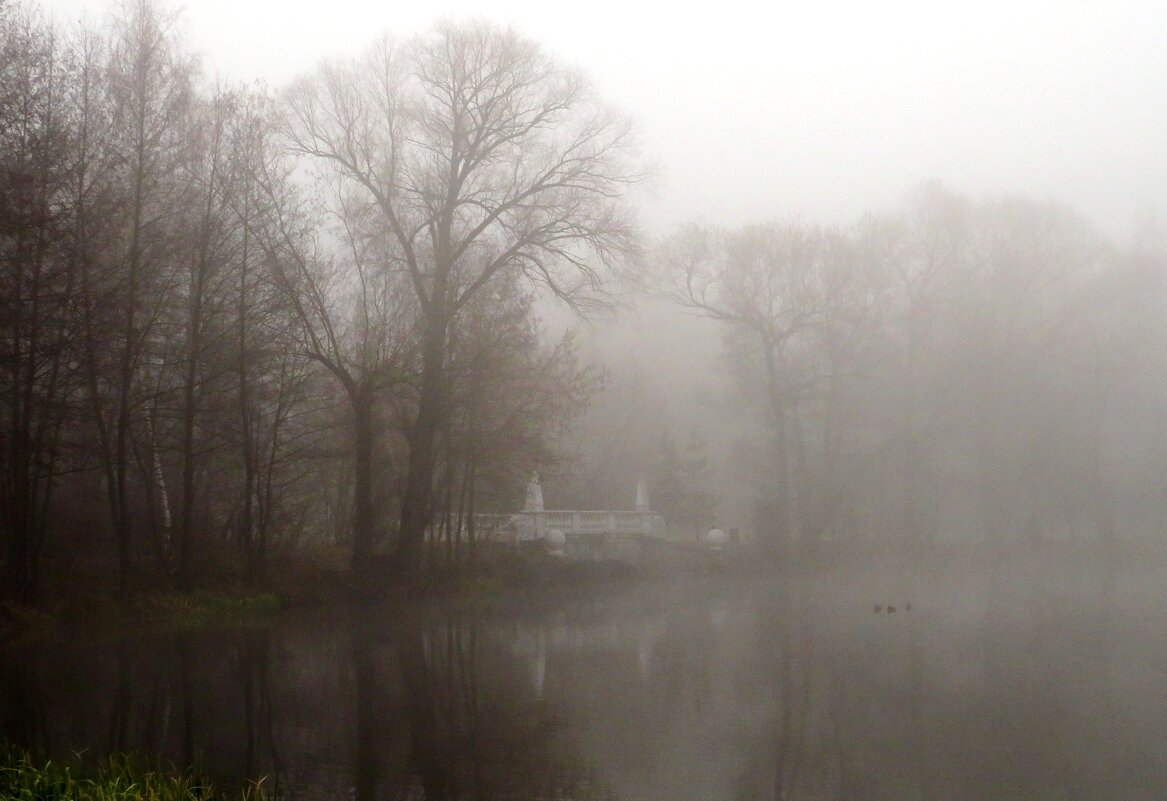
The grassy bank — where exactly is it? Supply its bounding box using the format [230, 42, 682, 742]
[0, 590, 286, 644]
[0, 747, 267, 801]
[0, 547, 664, 640]
[126, 591, 285, 629]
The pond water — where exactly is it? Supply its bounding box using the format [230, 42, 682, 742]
[4, 558, 1167, 800]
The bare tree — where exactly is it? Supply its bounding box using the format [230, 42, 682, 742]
[167, 87, 236, 588]
[252, 142, 416, 569]
[435, 273, 601, 568]
[951, 195, 1111, 545]
[661, 222, 859, 550]
[280, 21, 641, 574]
[875, 183, 972, 548]
[0, 7, 76, 599]
[223, 89, 323, 579]
[71, 0, 194, 596]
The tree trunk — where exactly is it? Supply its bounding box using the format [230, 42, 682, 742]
[761, 341, 792, 551]
[351, 390, 376, 570]
[112, 52, 151, 600]
[441, 454, 456, 570]
[466, 459, 478, 569]
[238, 359, 257, 577]
[453, 457, 470, 572]
[397, 320, 447, 572]
[902, 312, 927, 550]
[178, 213, 214, 588]
[178, 293, 201, 590]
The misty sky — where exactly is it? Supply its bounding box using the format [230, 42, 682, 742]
[38, 0, 1167, 240]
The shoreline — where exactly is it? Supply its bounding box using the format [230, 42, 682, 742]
[2, 536, 1156, 642]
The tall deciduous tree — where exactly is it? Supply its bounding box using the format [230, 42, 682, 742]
[223, 89, 320, 579]
[281, 21, 641, 574]
[84, 0, 192, 596]
[0, 7, 75, 599]
[662, 222, 863, 550]
[254, 137, 416, 569]
[434, 273, 601, 567]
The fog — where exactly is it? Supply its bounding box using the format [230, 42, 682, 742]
[39, 0, 1167, 237]
[4, 0, 1167, 798]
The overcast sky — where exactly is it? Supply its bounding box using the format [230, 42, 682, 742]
[37, 0, 1167, 241]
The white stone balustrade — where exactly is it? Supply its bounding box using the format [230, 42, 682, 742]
[515, 509, 665, 537]
[427, 473, 669, 563]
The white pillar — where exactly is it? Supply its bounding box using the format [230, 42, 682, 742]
[525, 471, 544, 511]
[635, 476, 650, 512]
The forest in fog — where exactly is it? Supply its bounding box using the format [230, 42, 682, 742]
[3, 0, 1167, 603]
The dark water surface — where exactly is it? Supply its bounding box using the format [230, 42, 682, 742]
[4, 560, 1167, 800]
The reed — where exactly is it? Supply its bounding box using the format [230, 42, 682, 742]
[0, 747, 268, 801]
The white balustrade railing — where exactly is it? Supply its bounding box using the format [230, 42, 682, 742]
[544, 512, 574, 528]
[514, 510, 665, 536]
[430, 509, 667, 542]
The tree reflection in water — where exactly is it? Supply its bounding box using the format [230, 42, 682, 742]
[4, 567, 1167, 800]
[345, 610, 612, 801]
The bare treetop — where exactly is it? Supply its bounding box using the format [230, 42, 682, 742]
[280, 20, 642, 315]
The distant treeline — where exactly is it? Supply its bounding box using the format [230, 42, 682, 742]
[650, 186, 1167, 554]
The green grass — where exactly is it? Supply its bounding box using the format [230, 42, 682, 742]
[129, 592, 283, 629]
[0, 747, 269, 801]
